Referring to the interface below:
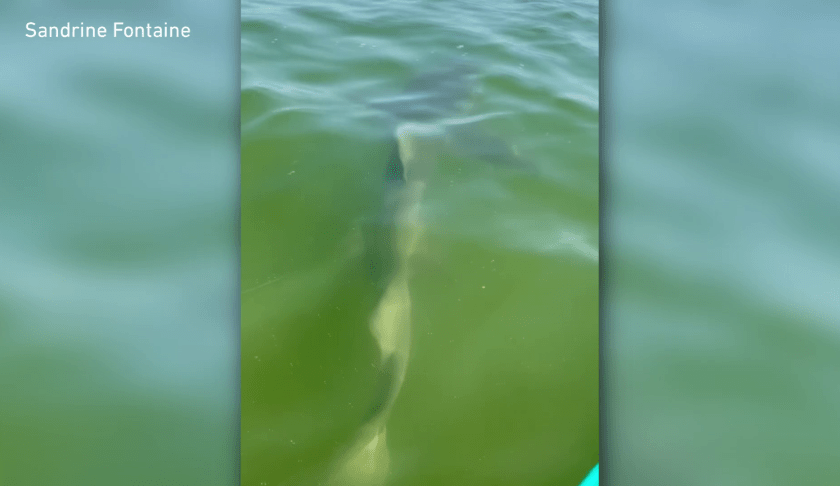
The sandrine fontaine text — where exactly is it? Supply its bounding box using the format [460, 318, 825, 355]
[25, 22, 190, 38]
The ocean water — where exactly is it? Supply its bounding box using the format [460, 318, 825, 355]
[241, 1, 599, 485]
[2, 0, 834, 484]
[606, 0, 840, 484]
[0, 1, 239, 485]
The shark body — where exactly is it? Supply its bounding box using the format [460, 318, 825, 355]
[328, 60, 523, 485]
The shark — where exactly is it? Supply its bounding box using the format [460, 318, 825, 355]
[359, 60, 528, 290]
[326, 60, 525, 486]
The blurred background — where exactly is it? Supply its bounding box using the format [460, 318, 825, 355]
[3, 0, 839, 484]
[604, 0, 840, 483]
[0, 1, 239, 485]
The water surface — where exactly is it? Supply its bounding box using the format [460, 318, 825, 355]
[241, 1, 599, 485]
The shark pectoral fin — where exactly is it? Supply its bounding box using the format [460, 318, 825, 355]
[444, 124, 526, 169]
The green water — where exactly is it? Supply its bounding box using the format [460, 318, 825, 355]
[2, 0, 836, 484]
[606, 1, 840, 484]
[241, 1, 599, 485]
[0, 2, 238, 485]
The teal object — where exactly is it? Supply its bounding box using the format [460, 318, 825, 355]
[579, 464, 599, 486]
